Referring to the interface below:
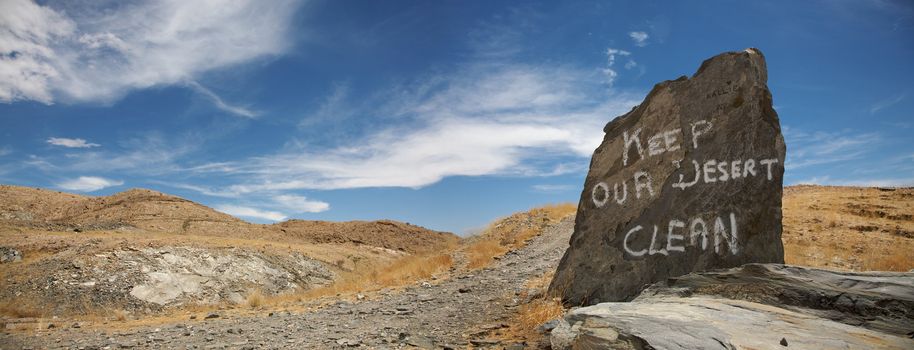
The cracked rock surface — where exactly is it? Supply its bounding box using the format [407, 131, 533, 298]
[551, 263, 914, 350]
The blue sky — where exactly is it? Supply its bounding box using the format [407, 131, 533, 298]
[1, 0, 912, 234]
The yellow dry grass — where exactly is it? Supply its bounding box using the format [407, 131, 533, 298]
[465, 239, 509, 269]
[0, 300, 46, 319]
[111, 309, 129, 322]
[245, 289, 265, 308]
[267, 250, 455, 306]
[485, 270, 566, 345]
[782, 186, 914, 272]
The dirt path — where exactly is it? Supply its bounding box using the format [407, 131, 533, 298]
[1, 217, 574, 349]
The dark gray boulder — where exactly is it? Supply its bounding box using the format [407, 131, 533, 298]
[549, 48, 786, 304]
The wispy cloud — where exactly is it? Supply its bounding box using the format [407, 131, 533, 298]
[0, 147, 11, 157]
[30, 133, 195, 175]
[629, 31, 649, 47]
[273, 194, 330, 213]
[46, 137, 100, 148]
[0, 0, 300, 105]
[57, 176, 123, 192]
[603, 48, 632, 86]
[186, 81, 258, 118]
[784, 127, 878, 169]
[193, 63, 640, 193]
[532, 184, 577, 192]
[150, 182, 240, 198]
[870, 93, 905, 114]
[214, 204, 287, 222]
[300, 82, 354, 127]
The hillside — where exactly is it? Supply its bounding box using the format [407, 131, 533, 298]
[0, 185, 456, 252]
[0, 185, 458, 316]
[276, 219, 457, 254]
[0, 185, 261, 235]
[782, 185, 914, 271]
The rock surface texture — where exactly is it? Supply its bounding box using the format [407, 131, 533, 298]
[550, 48, 786, 304]
[550, 264, 914, 349]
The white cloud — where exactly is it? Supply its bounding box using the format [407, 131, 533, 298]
[603, 48, 631, 86]
[795, 175, 832, 185]
[0, 147, 10, 157]
[57, 176, 123, 192]
[0, 0, 300, 108]
[46, 137, 100, 148]
[629, 31, 649, 47]
[193, 64, 641, 193]
[214, 204, 287, 222]
[273, 194, 330, 213]
[0, 0, 75, 104]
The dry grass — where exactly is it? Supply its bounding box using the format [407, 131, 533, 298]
[782, 186, 914, 272]
[485, 270, 566, 345]
[111, 309, 129, 322]
[512, 298, 565, 336]
[864, 248, 911, 271]
[268, 250, 455, 306]
[466, 239, 509, 269]
[0, 300, 45, 318]
[531, 203, 579, 221]
[245, 289, 265, 308]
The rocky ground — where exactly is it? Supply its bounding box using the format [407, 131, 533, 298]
[0, 217, 574, 349]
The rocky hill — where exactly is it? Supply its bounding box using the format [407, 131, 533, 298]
[0, 184, 458, 317]
[276, 220, 457, 254]
[0, 185, 259, 235]
[0, 185, 457, 252]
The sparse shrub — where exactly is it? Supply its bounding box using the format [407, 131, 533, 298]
[485, 271, 566, 345]
[334, 259, 346, 269]
[245, 289, 265, 308]
[514, 297, 565, 335]
[0, 301, 43, 318]
[112, 309, 129, 321]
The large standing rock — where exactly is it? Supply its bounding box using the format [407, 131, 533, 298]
[549, 48, 786, 304]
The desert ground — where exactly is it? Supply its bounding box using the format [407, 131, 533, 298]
[0, 184, 911, 348]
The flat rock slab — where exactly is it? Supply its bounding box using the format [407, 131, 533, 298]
[551, 264, 914, 349]
[640, 263, 914, 337]
[552, 296, 913, 350]
[551, 48, 786, 304]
